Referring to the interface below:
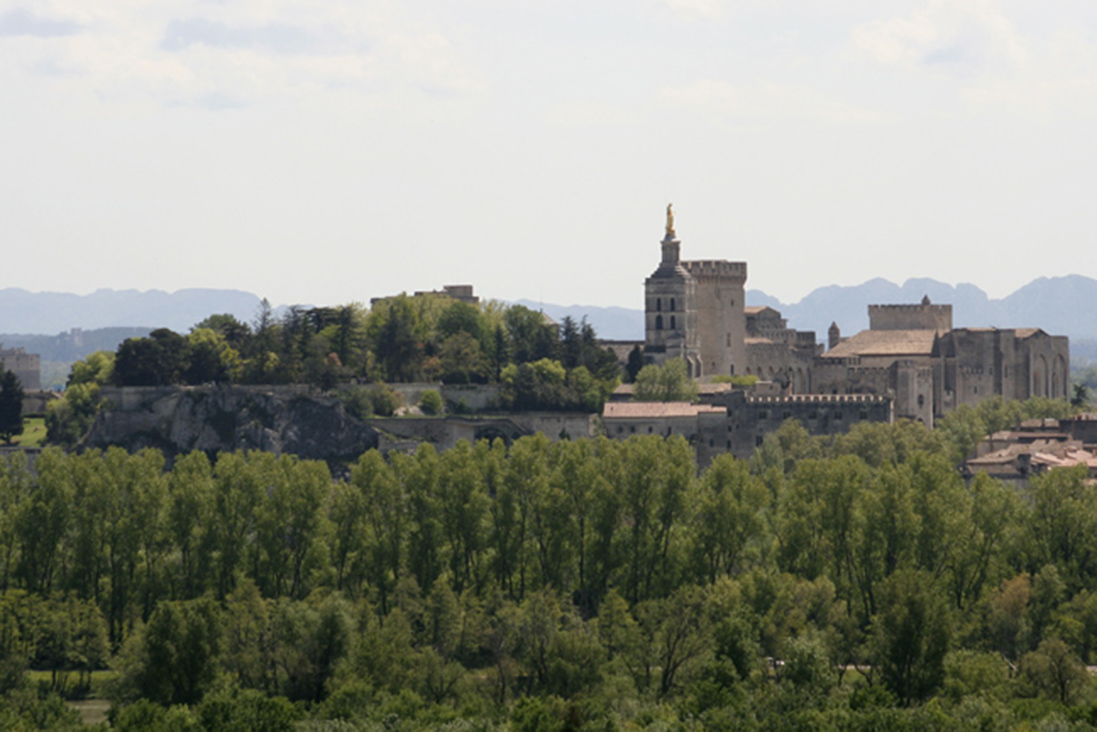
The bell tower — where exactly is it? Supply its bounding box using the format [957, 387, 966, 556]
[643, 205, 702, 377]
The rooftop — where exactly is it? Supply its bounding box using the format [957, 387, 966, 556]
[603, 402, 726, 419]
[823, 329, 938, 358]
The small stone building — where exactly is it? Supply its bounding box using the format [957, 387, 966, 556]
[0, 346, 41, 391]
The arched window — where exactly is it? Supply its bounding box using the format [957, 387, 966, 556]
[670, 315, 676, 330]
[670, 297, 676, 311]
[656, 298, 662, 312]
[655, 315, 663, 330]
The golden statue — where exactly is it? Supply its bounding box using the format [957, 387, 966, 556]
[665, 203, 675, 238]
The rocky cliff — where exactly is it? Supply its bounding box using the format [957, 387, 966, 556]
[84, 385, 378, 462]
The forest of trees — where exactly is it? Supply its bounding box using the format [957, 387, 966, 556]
[6, 405, 1097, 730]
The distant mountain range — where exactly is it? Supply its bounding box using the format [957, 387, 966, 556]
[2, 277, 1095, 364]
[522, 276, 1097, 347]
[0, 287, 266, 335]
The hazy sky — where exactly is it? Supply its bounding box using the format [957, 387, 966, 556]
[3, 0, 1096, 311]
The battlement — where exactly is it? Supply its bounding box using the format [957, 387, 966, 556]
[795, 331, 817, 347]
[868, 301, 952, 332]
[683, 260, 747, 280]
[748, 393, 889, 405]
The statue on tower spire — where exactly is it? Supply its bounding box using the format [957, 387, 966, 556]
[665, 203, 675, 239]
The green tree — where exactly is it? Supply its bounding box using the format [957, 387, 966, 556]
[1020, 637, 1090, 705]
[67, 350, 115, 387]
[438, 332, 490, 384]
[0, 370, 24, 444]
[633, 359, 698, 403]
[871, 569, 951, 705]
[689, 454, 770, 583]
[504, 305, 558, 365]
[419, 389, 443, 415]
[116, 597, 222, 706]
[625, 346, 645, 383]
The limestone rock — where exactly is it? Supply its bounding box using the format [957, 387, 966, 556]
[84, 385, 378, 462]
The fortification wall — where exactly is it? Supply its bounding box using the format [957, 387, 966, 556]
[868, 303, 952, 332]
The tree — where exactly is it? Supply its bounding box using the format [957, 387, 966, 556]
[871, 569, 951, 705]
[419, 390, 443, 415]
[438, 332, 490, 385]
[633, 359, 698, 403]
[626, 346, 645, 383]
[0, 370, 24, 444]
[116, 597, 223, 706]
[1020, 637, 1090, 705]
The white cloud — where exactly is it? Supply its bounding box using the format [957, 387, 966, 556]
[664, 0, 727, 20]
[850, 0, 1028, 73]
[661, 79, 883, 124]
[545, 100, 635, 127]
[0, 1, 484, 107]
[0, 8, 81, 37]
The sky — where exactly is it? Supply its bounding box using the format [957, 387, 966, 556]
[3, 0, 1097, 311]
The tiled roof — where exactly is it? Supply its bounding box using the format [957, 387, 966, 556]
[603, 402, 726, 419]
[822, 329, 937, 358]
[613, 383, 732, 396]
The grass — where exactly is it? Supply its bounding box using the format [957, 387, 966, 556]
[9, 417, 46, 447]
[69, 699, 110, 726]
[23, 669, 117, 725]
[27, 668, 118, 699]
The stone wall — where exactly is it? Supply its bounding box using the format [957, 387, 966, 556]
[0, 347, 41, 391]
[868, 302, 953, 332]
[703, 392, 892, 463]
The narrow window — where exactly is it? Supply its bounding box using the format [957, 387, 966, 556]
[656, 298, 662, 312]
[655, 315, 663, 330]
[670, 297, 676, 311]
[670, 315, 676, 330]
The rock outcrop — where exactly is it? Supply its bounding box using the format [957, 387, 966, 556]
[84, 385, 378, 462]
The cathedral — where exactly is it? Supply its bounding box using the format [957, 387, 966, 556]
[640, 206, 1070, 427]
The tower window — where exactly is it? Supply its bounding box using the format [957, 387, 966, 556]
[656, 298, 661, 312]
[670, 297, 676, 311]
[655, 315, 663, 330]
[670, 315, 676, 330]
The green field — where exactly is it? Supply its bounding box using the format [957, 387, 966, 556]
[10, 416, 46, 447]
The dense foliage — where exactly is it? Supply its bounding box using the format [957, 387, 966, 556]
[44, 298, 623, 446]
[104, 298, 620, 393]
[6, 415, 1097, 729]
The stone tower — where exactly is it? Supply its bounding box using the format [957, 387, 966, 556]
[644, 210, 702, 376]
[684, 259, 747, 377]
